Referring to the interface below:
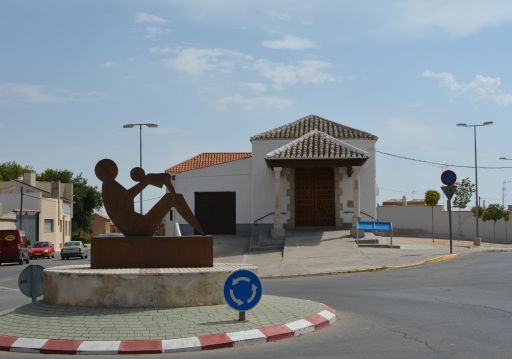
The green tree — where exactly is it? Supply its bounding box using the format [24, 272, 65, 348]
[471, 206, 484, 218]
[425, 190, 441, 243]
[71, 174, 103, 234]
[482, 204, 505, 241]
[0, 161, 32, 181]
[37, 168, 103, 234]
[453, 178, 475, 239]
[37, 169, 74, 183]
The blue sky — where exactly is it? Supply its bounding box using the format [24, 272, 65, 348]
[2, 0, 512, 211]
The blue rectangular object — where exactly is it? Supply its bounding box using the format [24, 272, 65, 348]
[357, 221, 392, 232]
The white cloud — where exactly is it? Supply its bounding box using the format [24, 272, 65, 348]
[100, 61, 115, 69]
[159, 46, 335, 89]
[135, 12, 168, 24]
[0, 82, 104, 106]
[134, 12, 169, 39]
[162, 48, 252, 76]
[254, 59, 335, 89]
[218, 94, 294, 111]
[423, 70, 512, 106]
[143, 26, 169, 39]
[261, 35, 316, 50]
[241, 82, 267, 94]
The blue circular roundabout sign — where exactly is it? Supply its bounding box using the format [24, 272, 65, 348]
[223, 269, 262, 312]
[441, 170, 457, 186]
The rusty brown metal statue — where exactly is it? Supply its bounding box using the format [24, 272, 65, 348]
[95, 159, 204, 236]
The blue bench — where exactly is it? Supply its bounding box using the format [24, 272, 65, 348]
[356, 221, 394, 246]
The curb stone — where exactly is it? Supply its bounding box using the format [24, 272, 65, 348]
[0, 305, 336, 355]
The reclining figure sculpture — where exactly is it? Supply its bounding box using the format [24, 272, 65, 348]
[95, 159, 204, 236]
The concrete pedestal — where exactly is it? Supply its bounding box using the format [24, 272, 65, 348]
[44, 264, 257, 308]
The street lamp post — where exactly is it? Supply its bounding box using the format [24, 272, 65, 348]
[123, 123, 159, 214]
[457, 121, 494, 246]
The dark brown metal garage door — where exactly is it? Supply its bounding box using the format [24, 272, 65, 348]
[295, 168, 335, 227]
[194, 192, 236, 234]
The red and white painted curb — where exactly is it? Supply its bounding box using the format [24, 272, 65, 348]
[0, 305, 336, 355]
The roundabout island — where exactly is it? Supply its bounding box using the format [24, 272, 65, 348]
[0, 159, 337, 355]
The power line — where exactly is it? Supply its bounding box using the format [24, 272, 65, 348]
[376, 150, 512, 169]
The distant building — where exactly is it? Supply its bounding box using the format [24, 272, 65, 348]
[80, 212, 112, 238]
[165, 114, 378, 243]
[0, 171, 73, 248]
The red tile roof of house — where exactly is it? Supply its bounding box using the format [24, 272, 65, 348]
[167, 152, 252, 174]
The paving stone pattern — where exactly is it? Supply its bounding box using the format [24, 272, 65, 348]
[0, 296, 323, 340]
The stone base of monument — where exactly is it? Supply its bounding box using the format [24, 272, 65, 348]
[44, 263, 257, 308]
[91, 235, 213, 269]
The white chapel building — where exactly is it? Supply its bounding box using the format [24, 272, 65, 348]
[165, 115, 378, 243]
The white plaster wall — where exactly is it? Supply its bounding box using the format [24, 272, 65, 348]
[345, 139, 377, 221]
[378, 205, 512, 243]
[250, 140, 291, 224]
[165, 158, 252, 232]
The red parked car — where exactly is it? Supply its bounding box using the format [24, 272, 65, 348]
[29, 241, 55, 259]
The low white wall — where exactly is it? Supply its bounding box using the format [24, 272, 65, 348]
[165, 158, 252, 234]
[377, 205, 512, 243]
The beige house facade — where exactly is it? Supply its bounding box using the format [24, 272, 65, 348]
[0, 171, 73, 248]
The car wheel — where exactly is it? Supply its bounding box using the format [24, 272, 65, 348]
[80, 255, 84, 259]
[61, 256, 65, 260]
[51, 254, 55, 258]
[85, 254, 88, 259]
[18, 256, 23, 265]
[25, 256, 30, 264]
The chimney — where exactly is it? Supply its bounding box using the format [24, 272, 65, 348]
[23, 171, 36, 187]
[51, 181, 62, 199]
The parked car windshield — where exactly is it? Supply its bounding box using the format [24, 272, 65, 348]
[32, 242, 49, 248]
[64, 241, 82, 247]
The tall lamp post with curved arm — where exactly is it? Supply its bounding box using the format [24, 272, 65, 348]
[123, 123, 159, 214]
[456, 121, 494, 246]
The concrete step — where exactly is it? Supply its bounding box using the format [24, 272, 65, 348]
[357, 243, 401, 249]
[250, 239, 285, 251]
[356, 239, 379, 245]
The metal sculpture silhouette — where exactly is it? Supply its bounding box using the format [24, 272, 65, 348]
[95, 159, 204, 236]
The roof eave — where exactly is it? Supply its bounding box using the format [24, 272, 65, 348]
[265, 157, 368, 169]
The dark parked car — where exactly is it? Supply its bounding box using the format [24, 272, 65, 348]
[61, 241, 88, 260]
[0, 230, 30, 265]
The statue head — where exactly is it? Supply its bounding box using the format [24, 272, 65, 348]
[95, 159, 118, 182]
[130, 167, 145, 182]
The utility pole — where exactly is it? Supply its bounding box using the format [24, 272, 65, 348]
[19, 187, 24, 230]
[502, 180, 511, 207]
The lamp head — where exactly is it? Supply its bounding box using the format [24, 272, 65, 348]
[456, 123, 467, 127]
[499, 157, 509, 160]
[145, 123, 159, 128]
[123, 124, 135, 128]
[483, 121, 494, 126]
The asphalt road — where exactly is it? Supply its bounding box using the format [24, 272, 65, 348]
[0, 253, 511, 358]
[0, 256, 90, 311]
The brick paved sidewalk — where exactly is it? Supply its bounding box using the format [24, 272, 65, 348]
[0, 295, 324, 341]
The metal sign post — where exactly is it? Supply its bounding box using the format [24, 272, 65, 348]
[442, 185, 458, 254]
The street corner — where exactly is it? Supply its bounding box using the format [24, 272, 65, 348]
[0, 296, 337, 355]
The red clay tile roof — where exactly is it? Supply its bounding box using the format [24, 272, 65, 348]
[167, 153, 252, 174]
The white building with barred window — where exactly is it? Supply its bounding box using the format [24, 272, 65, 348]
[165, 115, 378, 247]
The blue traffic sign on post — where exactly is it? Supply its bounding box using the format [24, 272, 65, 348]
[224, 269, 262, 312]
[441, 170, 457, 186]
